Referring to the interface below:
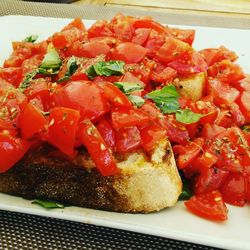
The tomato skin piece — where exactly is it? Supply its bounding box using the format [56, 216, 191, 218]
[220, 173, 246, 207]
[48, 107, 80, 155]
[140, 124, 166, 152]
[111, 107, 153, 129]
[96, 119, 116, 151]
[0, 67, 22, 88]
[111, 42, 148, 63]
[19, 103, 47, 140]
[176, 137, 204, 169]
[79, 120, 120, 176]
[102, 82, 132, 107]
[53, 81, 109, 121]
[185, 190, 228, 221]
[0, 134, 29, 173]
[133, 19, 166, 34]
[65, 41, 110, 58]
[156, 37, 191, 64]
[115, 126, 141, 153]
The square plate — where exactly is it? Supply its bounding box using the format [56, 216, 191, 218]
[0, 15, 250, 250]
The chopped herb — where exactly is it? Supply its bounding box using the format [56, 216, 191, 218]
[32, 199, 64, 209]
[242, 125, 250, 132]
[23, 35, 38, 43]
[114, 82, 143, 94]
[176, 109, 203, 124]
[39, 48, 62, 74]
[58, 56, 79, 82]
[178, 178, 193, 201]
[18, 70, 38, 92]
[128, 95, 145, 107]
[146, 84, 180, 114]
[86, 60, 125, 79]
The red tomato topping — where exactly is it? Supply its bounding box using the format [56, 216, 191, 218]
[48, 107, 80, 155]
[79, 120, 120, 176]
[0, 134, 29, 173]
[185, 190, 228, 221]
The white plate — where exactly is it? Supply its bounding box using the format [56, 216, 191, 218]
[0, 15, 250, 250]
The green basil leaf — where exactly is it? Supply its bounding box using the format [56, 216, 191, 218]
[40, 48, 61, 74]
[146, 85, 180, 114]
[242, 125, 250, 132]
[176, 109, 203, 124]
[18, 70, 38, 92]
[32, 199, 64, 209]
[23, 35, 38, 43]
[114, 82, 143, 93]
[58, 56, 78, 82]
[86, 60, 125, 79]
[128, 95, 145, 107]
[178, 179, 193, 201]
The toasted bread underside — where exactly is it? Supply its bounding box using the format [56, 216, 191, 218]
[0, 140, 182, 213]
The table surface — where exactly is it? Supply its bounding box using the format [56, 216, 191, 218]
[75, 0, 250, 18]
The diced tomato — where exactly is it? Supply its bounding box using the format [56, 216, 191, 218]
[110, 13, 134, 41]
[65, 40, 110, 58]
[62, 17, 86, 32]
[156, 37, 191, 64]
[229, 102, 246, 126]
[12, 41, 47, 57]
[160, 115, 190, 145]
[185, 190, 228, 221]
[245, 175, 250, 202]
[194, 167, 229, 194]
[208, 78, 240, 106]
[53, 81, 110, 121]
[121, 71, 145, 86]
[132, 28, 151, 45]
[144, 29, 165, 57]
[133, 19, 166, 34]
[140, 124, 166, 151]
[0, 134, 29, 173]
[79, 119, 119, 176]
[112, 106, 153, 129]
[150, 66, 177, 84]
[0, 67, 23, 87]
[200, 46, 238, 66]
[176, 137, 204, 169]
[167, 27, 195, 45]
[48, 107, 80, 155]
[168, 51, 207, 75]
[115, 126, 141, 152]
[96, 119, 116, 151]
[102, 82, 132, 107]
[88, 20, 113, 38]
[140, 101, 161, 119]
[220, 173, 246, 206]
[208, 60, 245, 84]
[4, 47, 32, 68]
[202, 124, 226, 141]
[51, 28, 85, 49]
[21, 54, 43, 75]
[111, 42, 148, 63]
[238, 90, 250, 112]
[19, 103, 47, 139]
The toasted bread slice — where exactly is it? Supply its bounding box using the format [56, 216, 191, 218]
[0, 140, 182, 213]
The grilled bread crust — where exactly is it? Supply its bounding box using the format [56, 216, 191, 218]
[0, 140, 182, 213]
